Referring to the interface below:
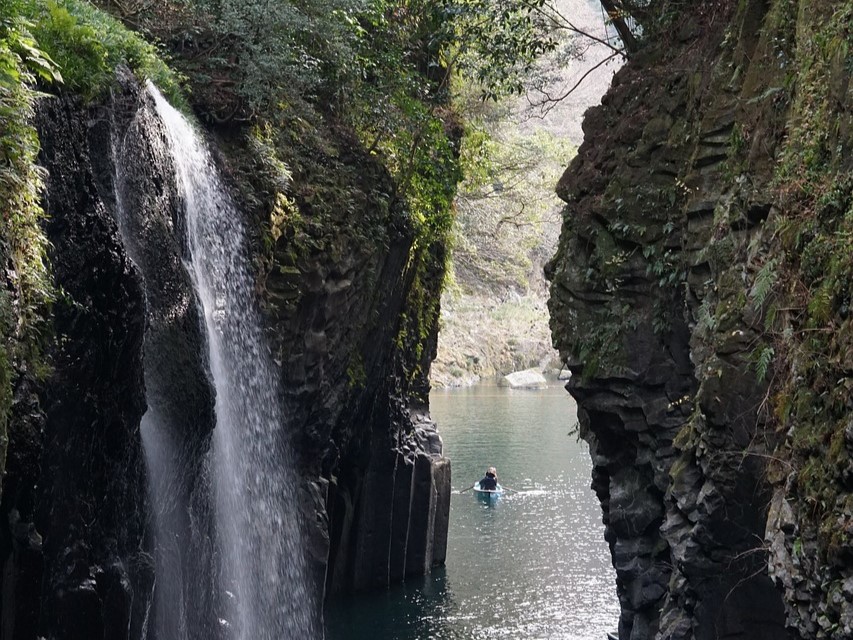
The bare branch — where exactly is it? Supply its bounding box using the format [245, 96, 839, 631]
[528, 50, 621, 115]
[522, 0, 626, 56]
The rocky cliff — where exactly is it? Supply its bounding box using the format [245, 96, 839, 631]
[0, 54, 451, 640]
[548, 1, 852, 639]
[256, 88, 454, 595]
[2, 90, 152, 639]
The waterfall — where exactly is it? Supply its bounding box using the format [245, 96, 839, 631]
[116, 83, 317, 639]
[110, 92, 204, 640]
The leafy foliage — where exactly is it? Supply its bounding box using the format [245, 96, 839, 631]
[749, 257, 779, 310]
[447, 0, 561, 100]
[752, 345, 774, 382]
[453, 116, 572, 293]
[22, 0, 184, 105]
[0, 3, 57, 355]
[180, 0, 366, 115]
[0, 1, 61, 479]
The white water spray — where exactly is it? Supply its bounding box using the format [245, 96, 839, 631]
[147, 84, 317, 640]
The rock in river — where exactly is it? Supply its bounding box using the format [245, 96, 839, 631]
[500, 369, 548, 389]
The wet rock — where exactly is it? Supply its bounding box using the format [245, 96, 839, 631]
[609, 467, 664, 538]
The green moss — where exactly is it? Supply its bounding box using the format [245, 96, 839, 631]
[672, 422, 696, 450]
[827, 428, 847, 465]
[24, 0, 185, 107]
[394, 235, 451, 390]
[669, 456, 691, 482]
[346, 352, 367, 389]
[569, 303, 632, 380]
[0, 295, 12, 496]
[765, 0, 852, 531]
[775, 3, 852, 188]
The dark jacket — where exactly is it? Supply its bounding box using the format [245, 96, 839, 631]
[479, 474, 497, 490]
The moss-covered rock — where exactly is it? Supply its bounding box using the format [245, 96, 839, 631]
[548, 0, 851, 638]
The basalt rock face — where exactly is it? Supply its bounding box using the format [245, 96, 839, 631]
[257, 131, 453, 595]
[548, 1, 850, 639]
[0, 94, 152, 639]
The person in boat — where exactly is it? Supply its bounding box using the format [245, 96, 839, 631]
[479, 466, 498, 491]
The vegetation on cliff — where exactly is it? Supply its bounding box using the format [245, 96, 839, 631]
[760, 4, 853, 632]
[0, 3, 58, 490]
[0, 0, 588, 486]
[546, 0, 852, 636]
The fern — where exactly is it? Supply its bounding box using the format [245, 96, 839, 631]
[764, 302, 779, 331]
[807, 284, 833, 325]
[750, 258, 779, 309]
[697, 297, 718, 333]
[753, 345, 775, 382]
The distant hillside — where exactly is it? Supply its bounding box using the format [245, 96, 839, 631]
[431, 123, 569, 387]
[431, 0, 619, 387]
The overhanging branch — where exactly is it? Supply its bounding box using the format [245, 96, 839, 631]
[598, 0, 639, 54]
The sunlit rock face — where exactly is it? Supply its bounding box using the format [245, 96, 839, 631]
[548, 0, 851, 638]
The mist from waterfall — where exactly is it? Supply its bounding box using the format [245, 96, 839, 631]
[119, 83, 317, 640]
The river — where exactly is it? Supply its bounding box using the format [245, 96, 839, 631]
[325, 384, 619, 639]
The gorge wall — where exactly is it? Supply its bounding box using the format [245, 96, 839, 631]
[548, 1, 852, 639]
[1, 41, 451, 640]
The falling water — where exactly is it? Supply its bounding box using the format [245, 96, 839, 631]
[110, 96, 200, 640]
[145, 84, 317, 639]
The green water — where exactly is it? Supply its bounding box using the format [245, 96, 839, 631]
[325, 384, 619, 640]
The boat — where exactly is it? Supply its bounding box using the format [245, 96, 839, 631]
[472, 481, 504, 500]
[606, 631, 618, 640]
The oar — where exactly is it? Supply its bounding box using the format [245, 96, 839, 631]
[502, 486, 519, 494]
[459, 484, 476, 493]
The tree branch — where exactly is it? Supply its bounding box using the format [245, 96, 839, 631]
[522, 0, 626, 56]
[598, 0, 639, 54]
[528, 50, 621, 114]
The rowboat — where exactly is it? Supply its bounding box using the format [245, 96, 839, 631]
[473, 482, 504, 500]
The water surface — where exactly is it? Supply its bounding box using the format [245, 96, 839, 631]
[326, 384, 618, 639]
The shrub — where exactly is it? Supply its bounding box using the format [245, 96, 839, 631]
[24, 0, 184, 106]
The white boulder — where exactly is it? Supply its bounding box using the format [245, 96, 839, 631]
[501, 368, 548, 389]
